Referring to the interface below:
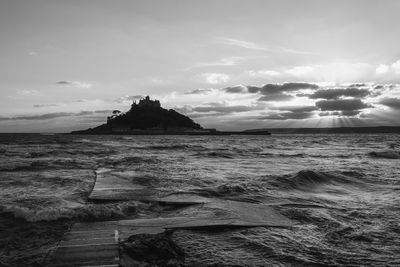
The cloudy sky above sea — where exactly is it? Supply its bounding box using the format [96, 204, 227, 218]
[1, 0, 400, 132]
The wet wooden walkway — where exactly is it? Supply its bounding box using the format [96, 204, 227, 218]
[45, 169, 293, 266]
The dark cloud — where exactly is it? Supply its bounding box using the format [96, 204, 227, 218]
[33, 104, 59, 108]
[374, 85, 384, 90]
[296, 93, 312, 98]
[247, 86, 260, 94]
[224, 86, 246, 93]
[250, 82, 319, 95]
[184, 89, 212, 95]
[261, 111, 315, 120]
[0, 110, 113, 121]
[76, 110, 112, 116]
[233, 83, 318, 102]
[273, 105, 318, 112]
[349, 83, 366, 87]
[0, 112, 74, 121]
[258, 94, 294, 102]
[309, 88, 370, 100]
[223, 83, 318, 102]
[56, 81, 70, 85]
[379, 98, 400, 109]
[189, 112, 228, 118]
[316, 99, 370, 111]
[192, 105, 261, 113]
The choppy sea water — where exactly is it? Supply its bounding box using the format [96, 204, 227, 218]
[0, 133, 399, 266]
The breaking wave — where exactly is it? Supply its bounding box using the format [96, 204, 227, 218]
[269, 170, 364, 191]
[369, 150, 400, 159]
[0, 201, 144, 222]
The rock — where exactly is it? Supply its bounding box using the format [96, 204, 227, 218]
[122, 231, 185, 267]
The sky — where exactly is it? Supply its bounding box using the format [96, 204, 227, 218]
[1, 0, 400, 132]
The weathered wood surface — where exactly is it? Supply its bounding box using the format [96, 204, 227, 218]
[119, 200, 293, 232]
[89, 169, 211, 205]
[45, 222, 119, 267]
[46, 200, 292, 266]
[48, 168, 293, 266]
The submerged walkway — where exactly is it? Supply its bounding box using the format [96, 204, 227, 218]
[45, 169, 293, 266]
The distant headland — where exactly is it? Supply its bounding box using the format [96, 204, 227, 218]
[71, 96, 271, 135]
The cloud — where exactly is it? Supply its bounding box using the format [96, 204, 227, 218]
[319, 110, 361, 117]
[0, 110, 112, 121]
[217, 38, 312, 55]
[247, 70, 280, 78]
[191, 56, 243, 69]
[33, 104, 59, 108]
[309, 88, 371, 100]
[56, 81, 93, 89]
[17, 89, 40, 96]
[248, 62, 375, 83]
[273, 105, 318, 112]
[217, 38, 271, 51]
[192, 105, 262, 113]
[258, 94, 294, 102]
[316, 99, 370, 111]
[0, 112, 74, 121]
[250, 83, 319, 95]
[184, 89, 213, 95]
[349, 83, 366, 87]
[379, 98, 400, 109]
[241, 83, 318, 102]
[221, 82, 319, 102]
[224, 85, 247, 93]
[202, 73, 230, 84]
[260, 111, 315, 120]
[375, 60, 400, 75]
[114, 95, 145, 103]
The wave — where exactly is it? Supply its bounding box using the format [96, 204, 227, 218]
[27, 148, 115, 158]
[269, 170, 363, 191]
[0, 159, 95, 171]
[193, 151, 235, 158]
[260, 152, 305, 158]
[140, 144, 207, 151]
[0, 200, 144, 222]
[188, 184, 246, 197]
[369, 151, 400, 159]
[106, 156, 161, 166]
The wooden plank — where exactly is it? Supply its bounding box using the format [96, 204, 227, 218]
[89, 169, 211, 205]
[118, 200, 293, 233]
[45, 221, 120, 267]
[157, 193, 212, 205]
[89, 169, 156, 201]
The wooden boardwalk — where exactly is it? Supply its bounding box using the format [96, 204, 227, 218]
[45, 221, 119, 267]
[45, 169, 294, 266]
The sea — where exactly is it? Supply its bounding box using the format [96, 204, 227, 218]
[0, 133, 399, 266]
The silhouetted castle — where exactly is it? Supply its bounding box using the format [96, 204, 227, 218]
[131, 96, 161, 109]
[87, 96, 202, 132]
[71, 95, 271, 135]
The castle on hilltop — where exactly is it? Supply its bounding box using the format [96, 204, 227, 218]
[131, 96, 160, 109]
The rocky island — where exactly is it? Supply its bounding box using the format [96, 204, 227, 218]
[71, 96, 271, 135]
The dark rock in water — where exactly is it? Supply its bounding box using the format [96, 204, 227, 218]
[70, 96, 271, 135]
[72, 96, 202, 134]
[122, 231, 185, 267]
[369, 151, 400, 159]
